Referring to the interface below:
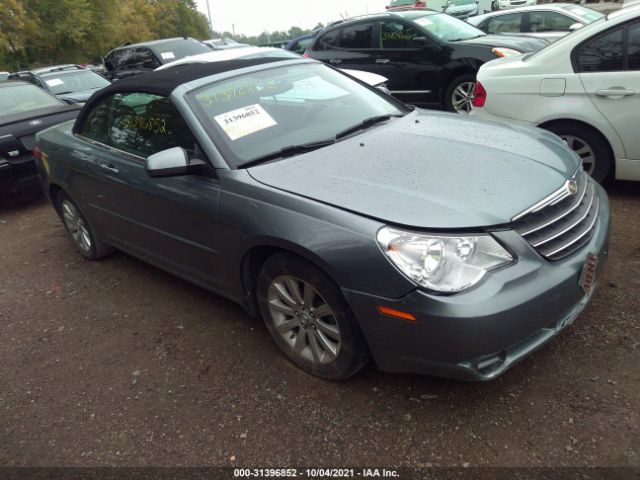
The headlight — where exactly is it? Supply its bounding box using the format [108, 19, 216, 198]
[492, 47, 521, 58]
[377, 227, 514, 293]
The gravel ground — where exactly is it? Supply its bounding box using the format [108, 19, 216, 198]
[0, 182, 638, 469]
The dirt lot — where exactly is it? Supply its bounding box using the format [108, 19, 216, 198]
[0, 182, 638, 469]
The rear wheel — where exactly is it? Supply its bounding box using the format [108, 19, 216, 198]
[543, 122, 613, 184]
[57, 192, 113, 260]
[445, 73, 476, 114]
[256, 253, 369, 380]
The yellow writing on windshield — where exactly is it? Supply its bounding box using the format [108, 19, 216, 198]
[123, 115, 167, 134]
[197, 80, 282, 107]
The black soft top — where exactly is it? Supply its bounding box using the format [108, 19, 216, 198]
[91, 57, 291, 98]
[73, 57, 293, 133]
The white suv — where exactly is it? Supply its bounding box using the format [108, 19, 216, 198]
[471, 4, 640, 183]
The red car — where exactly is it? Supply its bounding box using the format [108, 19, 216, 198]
[386, 0, 427, 10]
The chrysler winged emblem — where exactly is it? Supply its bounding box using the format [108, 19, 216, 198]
[567, 180, 578, 195]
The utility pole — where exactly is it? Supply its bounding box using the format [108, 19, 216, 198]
[205, 0, 213, 37]
[232, 24, 236, 39]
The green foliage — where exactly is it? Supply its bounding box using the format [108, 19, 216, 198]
[0, 0, 212, 70]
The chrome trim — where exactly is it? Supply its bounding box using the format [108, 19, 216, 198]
[74, 133, 146, 163]
[389, 90, 432, 94]
[545, 197, 599, 257]
[512, 168, 582, 221]
[520, 177, 588, 236]
[531, 183, 595, 247]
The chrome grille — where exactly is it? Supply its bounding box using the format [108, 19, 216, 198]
[513, 169, 599, 261]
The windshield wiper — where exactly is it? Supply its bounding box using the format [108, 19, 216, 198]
[241, 139, 336, 168]
[335, 114, 393, 140]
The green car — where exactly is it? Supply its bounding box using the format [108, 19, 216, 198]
[35, 57, 610, 380]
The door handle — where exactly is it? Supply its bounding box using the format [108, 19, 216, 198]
[375, 58, 390, 64]
[329, 58, 342, 65]
[99, 162, 119, 174]
[596, 88, 634, 97]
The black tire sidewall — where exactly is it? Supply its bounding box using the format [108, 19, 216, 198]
[444, 73, 476, 113]
[256, 253, 369, 380]
[545, 123, 612, 184]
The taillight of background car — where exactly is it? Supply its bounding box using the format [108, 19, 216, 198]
[473, 82, 486, 108]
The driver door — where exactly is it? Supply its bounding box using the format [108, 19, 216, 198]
[371, 20, 442, 104]
[77, 91, 226, 290]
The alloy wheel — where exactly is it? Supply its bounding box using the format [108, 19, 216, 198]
[560, 135, 596, 176]
[61, 200, 92, 254]
[267, 275, 341, 365]
[451, 81, 476, 114]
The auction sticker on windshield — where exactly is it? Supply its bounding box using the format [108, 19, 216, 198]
[160, 52, 176, 60]
[45, 79, 64, 87]
[214, 104, 277, 141]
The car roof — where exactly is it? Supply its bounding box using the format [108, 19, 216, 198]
[324, 9, 438, 29]
[111, 37, 199, 50]
[608, 1, 640, 19]
[156, 47, 296, 70]
[469, 3, 600, 22]
[89, 57, 293, 98]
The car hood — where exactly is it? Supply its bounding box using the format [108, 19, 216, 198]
[247, 110, 580, 229]
[57, 88, 103, 104]
[445, 4, 477, 14]
[455, 34, 549, 52]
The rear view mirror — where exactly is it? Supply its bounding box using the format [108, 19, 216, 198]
[569, 23, 583, 31]
[146, 147, 206, 178]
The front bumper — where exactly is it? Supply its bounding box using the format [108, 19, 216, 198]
[343, 183, 610, 380]
[0, 156, 39, 196]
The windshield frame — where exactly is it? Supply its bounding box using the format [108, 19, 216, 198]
[184, 63, 410, 169]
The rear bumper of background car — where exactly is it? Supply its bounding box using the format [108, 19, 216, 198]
[342, 184, 610, 381]
[0, 156, 39, 196]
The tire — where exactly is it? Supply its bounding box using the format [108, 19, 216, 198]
[256, 253, 369, 380]
[56, 192, 113, 260]
[444, 73, 476, 114]
[543, 122, 613, 184]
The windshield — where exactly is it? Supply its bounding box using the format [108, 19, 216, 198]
[414, 13, 485, 41]
[523, 12, 606, 62]
[447, 0, 476, 6]
[0, 84, 63, 116]
[42, 70, 110, 95]
[390, 0, 417, 6]
[187, 63, 407, 167]
[561, 5, 604, 23]
[151, 39, 211, 62]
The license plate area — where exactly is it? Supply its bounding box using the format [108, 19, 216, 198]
[579, 252, 599, 294]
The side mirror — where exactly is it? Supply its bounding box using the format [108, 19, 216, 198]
[569, 23, 583, 31]
[410, 36, 429, 48]
[146, 147, 206, 178]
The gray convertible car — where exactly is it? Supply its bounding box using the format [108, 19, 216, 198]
[34, 57, 610, 381]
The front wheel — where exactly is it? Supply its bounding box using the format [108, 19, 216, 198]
[256, 253, 369, 380]
[445, 74, 476, 114]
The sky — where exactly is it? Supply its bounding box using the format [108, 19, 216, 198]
[195, 0, 390, 36]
